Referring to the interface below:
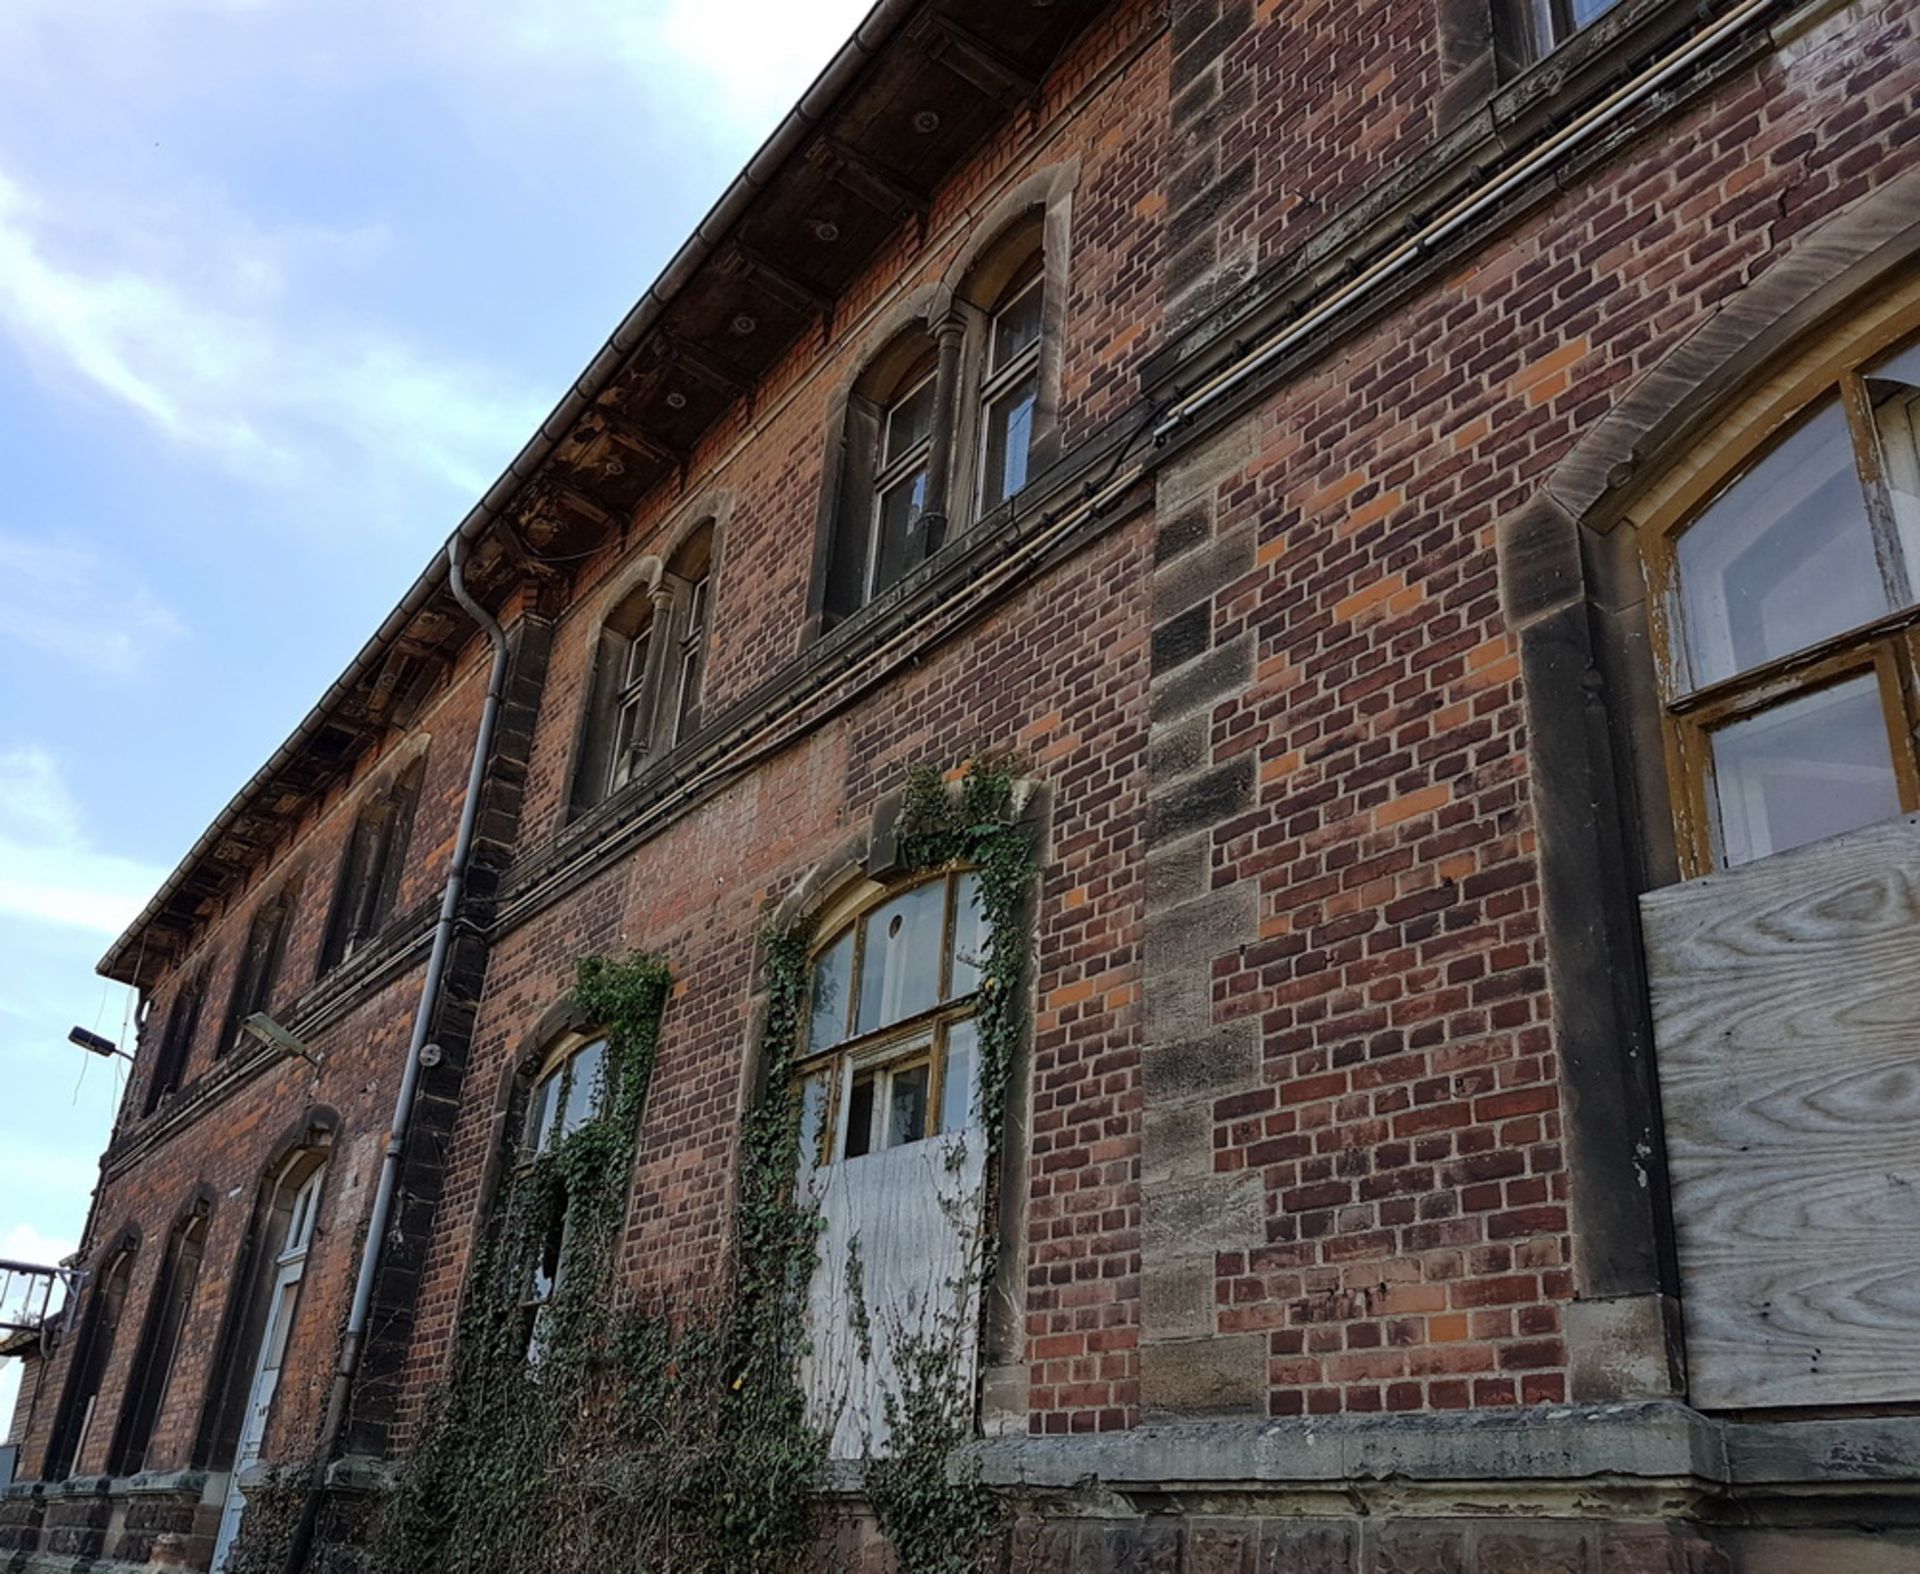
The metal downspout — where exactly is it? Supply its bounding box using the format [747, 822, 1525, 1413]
[281, 533, 511, 1572]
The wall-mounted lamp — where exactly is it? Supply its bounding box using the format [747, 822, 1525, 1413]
[241, 1012, 324, 1069]
[67, 1026, 131, 1062]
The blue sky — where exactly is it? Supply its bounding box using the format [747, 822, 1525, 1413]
[0, 0, 870, 1419]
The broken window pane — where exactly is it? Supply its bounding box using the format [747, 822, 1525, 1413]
[1710, 675, 1902, 867]
[844, 1071, 877, 1160]
[884, 1063, 930, 1149]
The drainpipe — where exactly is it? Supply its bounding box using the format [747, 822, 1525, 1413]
[282, 532, 511, 1572]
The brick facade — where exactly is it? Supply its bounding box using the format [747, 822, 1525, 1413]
[7, 0, 1920, 1567]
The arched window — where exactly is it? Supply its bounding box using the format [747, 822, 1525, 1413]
[795, 869, 991, 1165]
[791, 869, 994, 1457]
[108, 1198, 211, 1477]
[516, 1033, 610, 1360]
[1648, 322, 1920, 872]
[142, 970, 207, 1116]
[814, 210, 1060, 634]
[207, 1152, 327, 1571]
[44, 1237, 137, 1479]
[573, 524, 718, 813]
[320, 756, 425, 973]
[217, 881, 299, 1058]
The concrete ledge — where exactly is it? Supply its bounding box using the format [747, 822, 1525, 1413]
[967, 1403, 1920, 1497]
[970, 1402, 1721, 1490]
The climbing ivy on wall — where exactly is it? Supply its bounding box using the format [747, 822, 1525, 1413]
[365, 756, 1035, 1574]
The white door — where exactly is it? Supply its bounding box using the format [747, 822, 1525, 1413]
[212, 1165, 323, 1572]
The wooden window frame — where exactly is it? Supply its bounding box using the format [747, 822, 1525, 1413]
[1640, 290, 1920, 878]
[794, 870, 985, 1172]
[217, 885, 297, 1059]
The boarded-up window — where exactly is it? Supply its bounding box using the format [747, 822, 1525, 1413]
[1642, 813, 1920, 1409]
[44, 1242, 136, 1479]
[793, 871, 993, 1457]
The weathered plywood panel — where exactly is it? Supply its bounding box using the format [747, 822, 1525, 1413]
[1642, 813, 1920, 1409]
[797, 1130, 987, 1459]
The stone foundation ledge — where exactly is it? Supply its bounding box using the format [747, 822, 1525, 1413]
[966, 1402, 1920, 1517]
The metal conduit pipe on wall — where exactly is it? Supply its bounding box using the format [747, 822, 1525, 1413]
[280, 533, 511, 1574]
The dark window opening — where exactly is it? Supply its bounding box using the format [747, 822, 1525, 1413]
[142, 973, 206, 1116]
[44, 1243, 136, 1480]
[218, 885, 298, 1058]
[319, 757, 424, 973]
[108, 1204, 209, 1477]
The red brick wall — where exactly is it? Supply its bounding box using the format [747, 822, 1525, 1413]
[40, 0, 1920, 1505]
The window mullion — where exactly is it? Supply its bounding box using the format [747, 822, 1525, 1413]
[1842, 368, 1916, 609]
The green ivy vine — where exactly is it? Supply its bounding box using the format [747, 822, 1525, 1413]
[364, 756, 1034, 1574]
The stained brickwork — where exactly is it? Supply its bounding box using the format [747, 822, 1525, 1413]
[7, 0, 1920, 1567]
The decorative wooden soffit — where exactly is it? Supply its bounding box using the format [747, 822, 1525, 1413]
[913, 13, 1041, 100]
[650, 331, 755, 401]
[364, 636, 449, 724]
[807, 136, 932, 220]
[721, 241, 835, 322]
[594, 411, 686, 473]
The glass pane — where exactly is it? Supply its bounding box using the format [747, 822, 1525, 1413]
[939, 1019, 977, 1135]
[948, 870, 990, 999]
[1677, 398, 1886, 689]
[796, 1072, 830, 1173]
[856, 880, 946, 1034]
[810, 931, 854, 1051]
[844, 1071, 876, 1160]
[1710, 675, 1903, 867]
[527, 1070, 561, 1154]
[884, 373, 936, 463]
[991, 277, 1043, 372]
[871, 467, 926, 596]
[623, 627, 652, 688]
[884, 1063, 930, 1149]
[1569, 0, 1619, 26]
[1868, 337, 1920, 600]
[558, 1039, 606, 1139]
[981, 374, 1038, 510]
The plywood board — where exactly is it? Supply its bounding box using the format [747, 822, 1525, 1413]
[1641, 813, 1920, 1409]
[797, 1128, 987, 1459]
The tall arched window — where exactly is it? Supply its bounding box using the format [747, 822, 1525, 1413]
[319, 755, 425, 973]
[814, 207, 1060, 633]
[44, 1236, 137, 1479]
[515, 1033, 611, 1362]
[207, 1152, 327, 1571]
[217, 881, 299, 1058]
[792, 869, 994, 1458]
[142, 970, 207, 1117]
[573, 523, 718, 813]
[795, 869, 991, 1165]
[108, 1198, 211, 1477]
[1648, 321, 1920, 872]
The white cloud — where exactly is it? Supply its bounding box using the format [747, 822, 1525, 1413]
[0, 533, 185, 677]
[0, 747, 165, 935]
[0, 164, 545, 507]
[1, 1224, 77, 1273]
